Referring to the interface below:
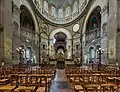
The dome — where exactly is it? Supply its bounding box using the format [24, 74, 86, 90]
[33, 0, 89, 24]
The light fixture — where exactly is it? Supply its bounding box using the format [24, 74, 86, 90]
[19, 47, 22, 50]
[92, 40, 95, 42]
[26, 39, 29, 42]
[99, 48, 101, 50]
[73, 24, 80, 32]
[16, 48, 19, 51]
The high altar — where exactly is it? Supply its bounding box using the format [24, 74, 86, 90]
[55, 52, 65, 69]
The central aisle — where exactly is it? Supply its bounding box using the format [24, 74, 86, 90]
[50, 69, 74, 92]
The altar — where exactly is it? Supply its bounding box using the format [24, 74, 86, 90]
[55, 52, 65, 69]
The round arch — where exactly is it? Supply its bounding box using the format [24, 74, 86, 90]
[88, 45, 95, 52]
[95, 44, 101, 49]
[82, 5, 102, 62]
[50, 28, 72, 39]
[20, 5, 35, 31]
[49, 28, 72, 59]
[19, 0, 38, 33]
[82, 5, 102, 35]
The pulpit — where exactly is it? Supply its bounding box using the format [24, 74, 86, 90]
[55, 52, 65, 69]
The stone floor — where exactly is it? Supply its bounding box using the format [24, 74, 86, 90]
[50, 69, 74, 92]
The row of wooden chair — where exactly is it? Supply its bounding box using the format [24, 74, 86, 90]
[0, 66, 55, 92]
[65, 66, 120, 92]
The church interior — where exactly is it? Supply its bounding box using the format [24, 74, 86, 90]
[0, 0, 120, 91]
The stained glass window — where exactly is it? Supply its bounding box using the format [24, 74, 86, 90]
[66, 7, 71, 17]
[51, 6, 56, 17]
[26, 49, 30, 59]
[73, 0, 78, 13]
[44, 0, 48, 13]
[58, 8, 63, 18]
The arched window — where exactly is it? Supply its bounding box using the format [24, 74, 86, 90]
[96, 45, 100, 60]
[89, 47, 95, 60]
[66, 6, 71, 17]
[51, 6, 56, 17]
[76, 44, 79, 50]
[86, 6, 101, 39]
[43, 44, 45, 49]
[26, 48, 30, 59]
[73, 0, 78, 13]
[58, 8, 63, 18]
[44, 0, 48, 13]
[89, 16, 99, 30]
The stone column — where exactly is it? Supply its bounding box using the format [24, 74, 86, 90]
[116, 1, 120, 64]
[3, 0, 13, 64]
[12, 2, 21, 64]
[101, 3, 108, 64]
[0, 0, 4, 61]
[108, 0, 117, 64]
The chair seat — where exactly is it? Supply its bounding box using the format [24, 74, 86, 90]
[100, 83, 117, 91]
[101, 83, 116, 87]
[0, 85, 16, 91]
[41, 80, 46, 84]
[84, 84, 100, 91]
[0, 79, 9, 82]
[118, 85, 120, 87]
[47, 78, 51, 81]
[36, 87, 46, 92]
[75, 85, 83, 90]
[74, 79, 79, 83]
[15, 86, 35, 91]
[70, 77, 74, 81]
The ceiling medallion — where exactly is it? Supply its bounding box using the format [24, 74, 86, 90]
[73, 24, 80, 32]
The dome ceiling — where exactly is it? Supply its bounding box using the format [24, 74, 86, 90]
[48, 0, 74, 8]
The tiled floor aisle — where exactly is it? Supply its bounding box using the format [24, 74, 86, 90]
[50, 69, 74, 92]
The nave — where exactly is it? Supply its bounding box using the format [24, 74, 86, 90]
[0, 65, 120, 92]
[50, 69, 74, 92]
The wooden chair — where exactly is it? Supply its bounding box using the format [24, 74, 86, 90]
[0, 85, 16, 92]
[83, 84, 100, 92]
[73, 75, 84, 92]
[100, 83, 117, 92]
[15, 86, 35, 92]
